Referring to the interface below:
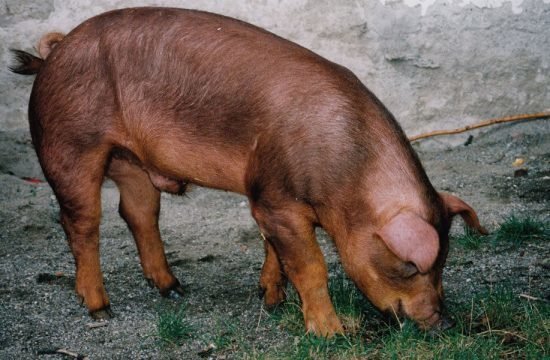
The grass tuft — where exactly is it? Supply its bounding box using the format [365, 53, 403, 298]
[212, 318, 244, 352]
[289, 333, 368, 360]
[454, 226, 485, 249]
[375, 286, 549, 359]
[156, 304, 193, 346]
[491, 216, 547, 247]
[268, 290, 304, 335]
[454, 216, 548, 249]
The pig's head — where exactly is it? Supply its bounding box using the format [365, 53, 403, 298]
[344, 193, 487, 331]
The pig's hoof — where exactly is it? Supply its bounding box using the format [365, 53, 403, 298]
[160, 281, 185, 300]
[258, 286, 266, 299]
[305, 315, 344, 337]
[90, 306, 113, 320]
[258, 284, 286, 309]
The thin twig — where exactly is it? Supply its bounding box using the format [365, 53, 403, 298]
[86, 321, 109, 329]
[501, 349, 522, 357]
[409, 112, 550, 141]
[476, 329, 529, 343]
[519, 293, 541, 301]
[38, 348, 88, 359]
[468, 297, 474, 335]
[56, 348, 88, 359]
[389, 304, 403, 330]
[256, 305, 270, 332]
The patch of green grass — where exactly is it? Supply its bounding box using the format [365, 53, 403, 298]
[471, 287, 548, 356]
[287, 333, 368, 360]
[491, 216, 547, 247]
[454, 216, 548, 249]
[448, 286, 548, 359]
[266, 277, 373, 359]
[266, 278, 549, 359]
[269, 276, 375, 336]
[268, 290, 304, 335]
[377, 286, 549, 359]
[455, 226, 485, 249]
[329, 274, 370, 317]
[199, 317, 262, 358]
[212, 318, 243, 352]
[156, 304, 194, 346]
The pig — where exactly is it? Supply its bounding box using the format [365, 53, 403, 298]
[10, 7, 487, 336]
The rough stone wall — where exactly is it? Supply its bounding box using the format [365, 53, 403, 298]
[1, 0, 548, 143]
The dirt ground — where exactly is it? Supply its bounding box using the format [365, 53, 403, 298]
[0, 119, 548, 359]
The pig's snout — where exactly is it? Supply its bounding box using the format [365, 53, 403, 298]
[435, 314, 455, 331]
[396, 293, 455, 332]
[383, 307, 455, 333]
[418, 311, 455, 333]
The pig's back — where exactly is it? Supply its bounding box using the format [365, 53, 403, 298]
[30, 7, 401, 196]
[35, 7, 363, 140]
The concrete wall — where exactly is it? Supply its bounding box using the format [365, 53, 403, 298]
[1, 0, 549, 144]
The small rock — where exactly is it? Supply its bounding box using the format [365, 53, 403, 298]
[512, 157, 525, 167]
[514, 168, 528, 177]
[36, 273, 62, 284]
[536, 258, 550, 270]
[199, 254, 216, 262]
[198, 343, 216, 358]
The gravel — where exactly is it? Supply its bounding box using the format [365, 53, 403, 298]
[0, 118, 548, 358]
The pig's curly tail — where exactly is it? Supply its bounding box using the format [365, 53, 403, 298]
[9, 32, 65, 75]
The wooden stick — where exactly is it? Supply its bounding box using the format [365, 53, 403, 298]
[519, 293, 541, 301]
[37, 348, 88, 359]
[476, 329, 529, 342]
[55, 348, 88, 359]
[408, 112, 550, 142]
[86, 321, 109, 329]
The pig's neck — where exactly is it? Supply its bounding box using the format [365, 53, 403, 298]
[320, 116, 437, 243]
[364, 131, 434, 222]
[321, 130, 438, 280]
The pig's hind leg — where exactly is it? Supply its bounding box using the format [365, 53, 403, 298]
[107, 157, 184, 298]
[37, 143, 112, 319]
[258, 236, 287, 308]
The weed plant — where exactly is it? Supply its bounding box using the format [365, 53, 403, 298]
[454, 216, 548, 249]
[156, 304, 193, 346]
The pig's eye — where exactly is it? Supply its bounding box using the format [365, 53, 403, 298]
[399, 262, 419, 278]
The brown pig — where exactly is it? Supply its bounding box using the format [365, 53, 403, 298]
[10, 7, 487, 336]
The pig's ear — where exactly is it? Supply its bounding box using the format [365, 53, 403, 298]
[440, 193, 488, 235]
[377, 212, 439, 273]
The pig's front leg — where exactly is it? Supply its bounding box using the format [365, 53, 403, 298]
[251, 199, 343, 336]
[258, 234, 287, 308]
